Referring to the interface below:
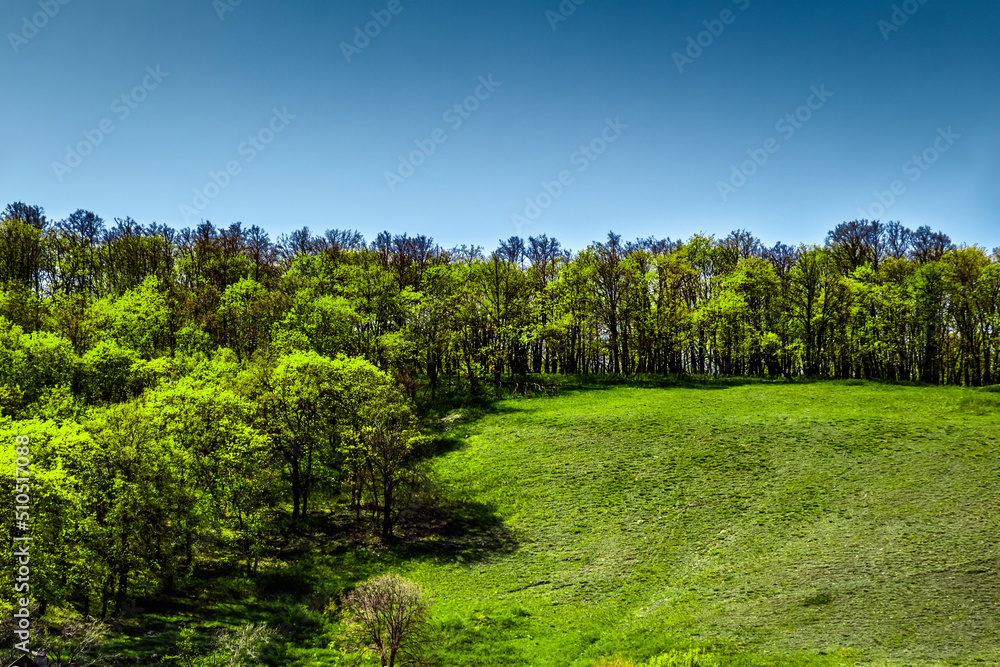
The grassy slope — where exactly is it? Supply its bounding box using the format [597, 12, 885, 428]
[401, 381, 1000, 666]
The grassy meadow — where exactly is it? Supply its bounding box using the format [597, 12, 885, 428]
[396, 380, 1000, 666]
[104, 379, 1000, 666]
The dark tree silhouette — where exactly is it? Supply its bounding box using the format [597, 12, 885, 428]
[2, 201, 47, 229]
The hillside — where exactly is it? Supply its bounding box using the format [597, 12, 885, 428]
[394, 381, 1000, 665]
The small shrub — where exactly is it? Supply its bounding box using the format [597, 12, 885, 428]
[341, 574, 432, 667]
[39, 614, 106, 667]
[175, 623, 274, 667]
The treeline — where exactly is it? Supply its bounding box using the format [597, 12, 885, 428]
[2, 202, 998, 388]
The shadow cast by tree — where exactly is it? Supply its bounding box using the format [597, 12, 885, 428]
[396, 495, 518, 565]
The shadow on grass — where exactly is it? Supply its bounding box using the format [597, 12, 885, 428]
[415, 405, 526, 458]
[419, 434, 469, 458]
[555, 373, 791, 394]
[397, 496, 518, 564]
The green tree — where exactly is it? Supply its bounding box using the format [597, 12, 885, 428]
[0, 319, 76, 412]
[252, 352, 336, 520]
[786, 247, 839, 376]
[910, 261, 948, 383]
[89, 275, 169, 359]
[79, 341, 139, 403]
[218, 278, 279, 361]
[151, 369, 275, 575]
[83, 400, 191, 615]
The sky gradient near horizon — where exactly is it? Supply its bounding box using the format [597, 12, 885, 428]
[2, 0, 998, 254]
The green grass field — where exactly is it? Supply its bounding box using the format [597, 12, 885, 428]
[391, 380, 1000, 666]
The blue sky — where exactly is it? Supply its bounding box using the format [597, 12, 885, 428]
[2, 0, 998, 253]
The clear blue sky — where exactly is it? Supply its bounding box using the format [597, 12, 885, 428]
[2, 0, 998, 253]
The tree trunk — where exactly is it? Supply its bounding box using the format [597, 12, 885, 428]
[291, 455, 301, 520]
[382, 482, 394, 542]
